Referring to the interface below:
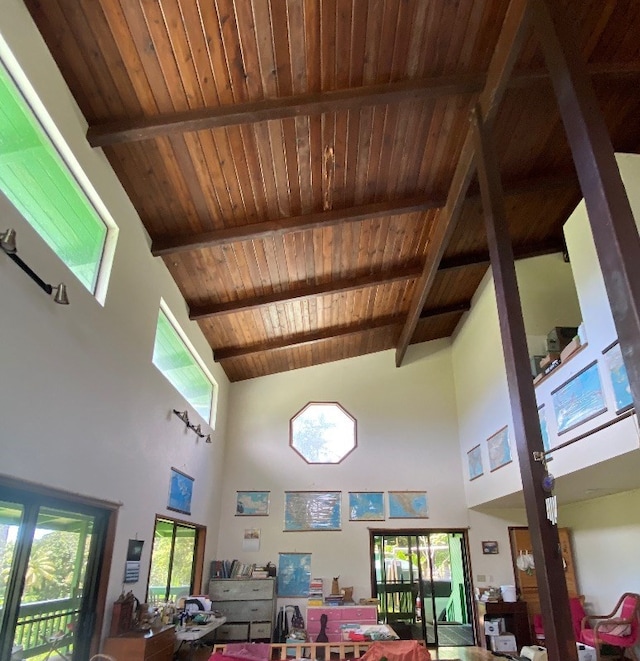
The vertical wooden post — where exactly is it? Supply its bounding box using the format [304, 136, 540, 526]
[531, 0, 640, 410]
[471, 106, 577, 661]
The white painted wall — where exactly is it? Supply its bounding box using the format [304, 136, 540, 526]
[0, 0, 230, 639]
[219, 342, 466, 610]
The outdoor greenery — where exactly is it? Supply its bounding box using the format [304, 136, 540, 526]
[0, 527, 87, 605]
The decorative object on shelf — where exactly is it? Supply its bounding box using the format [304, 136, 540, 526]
[482, 540, 499, 555]
[167, 467, 194, 515]
[172, 408, 211, 443]
[1, 228, 69, 304]
[487, 426, 512, 472]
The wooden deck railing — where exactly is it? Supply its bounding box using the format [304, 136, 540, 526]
[10, 597, 80, 659]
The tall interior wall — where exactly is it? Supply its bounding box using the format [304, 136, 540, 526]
[0, 0, 230, 638]
[220, 341, 466, 612]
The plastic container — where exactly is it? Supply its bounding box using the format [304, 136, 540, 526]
[501, 585, 517, 602]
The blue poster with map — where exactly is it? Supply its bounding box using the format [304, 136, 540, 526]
[388, 491, 428, 518]
[277, 552, 311, 597]
[349, 492, 385, 520]
[284, 491, 341, 530]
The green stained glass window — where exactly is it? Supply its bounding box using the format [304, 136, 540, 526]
[0, 63, 107, 292]
[153, 309, 214, 424]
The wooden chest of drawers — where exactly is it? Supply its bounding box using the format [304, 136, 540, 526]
[209, 578, 276, 642]
[307, 605, 378, 643]
[103, 625, 175, 661]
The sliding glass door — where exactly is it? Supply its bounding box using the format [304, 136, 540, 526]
[0, 484, 110, 661]
[370, 529, 475, 647]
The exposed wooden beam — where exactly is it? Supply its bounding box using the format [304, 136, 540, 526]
[395, 0, 533, 368]
[88, 64, 640, 147]
[190, 264, 424, 320]
[472, 104, 576, 661]
[190, 236, 558, 321]
[420, 302, 471, 318]
[213, 316, 401, 361]
[152, 197, 442, 256]
[212, 303, 466, 362]
[154, 173, 576, 257]
[439, 238, 564, 271]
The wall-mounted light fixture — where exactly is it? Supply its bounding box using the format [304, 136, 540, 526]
[172, 408, 211, 443]
[1, 228, 69, 304]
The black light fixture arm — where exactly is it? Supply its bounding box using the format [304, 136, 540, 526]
[6, 251, 54, 295]
[1, 228, 69, 304]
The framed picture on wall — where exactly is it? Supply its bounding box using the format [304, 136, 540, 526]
[388, 491, 428, 518]
[467, 445, 483, 481]
[348, 492, 385, 521]
[236, 491, 270, 516]
[552, 361, 607, 434]
[487, 426, 511, 472]
[167, 467, 194, 515]
[482, 540, 499, 555]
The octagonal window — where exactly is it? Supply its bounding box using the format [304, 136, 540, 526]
[290, 402, 357, 464]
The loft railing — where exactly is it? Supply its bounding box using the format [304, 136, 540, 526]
[10, 597, 80, 659]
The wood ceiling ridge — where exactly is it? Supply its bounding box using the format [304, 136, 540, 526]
[152, 172, 576, 256]
[86, 64, 640, 147]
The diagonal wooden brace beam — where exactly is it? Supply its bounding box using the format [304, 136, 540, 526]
[395, 0, 532, 367]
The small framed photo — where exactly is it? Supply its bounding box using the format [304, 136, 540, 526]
[482, 540, 499, 555]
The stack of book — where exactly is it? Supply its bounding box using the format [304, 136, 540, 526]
[308, 578, 324, 606]
[325, 593, 344, 606]
[251, 565, 269, 578]
[210, 559, 255, 579]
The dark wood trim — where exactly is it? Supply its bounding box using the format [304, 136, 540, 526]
[152, 197, 442, 256]
[87, 64, 640, 146]
[154, 173, 576, 257]
[395, 0, 532, 368]
[472, 102, 576, 661]
[190, 264, 424, 320]
[420, 302, 471, 319]
[213, 316, 402, 361]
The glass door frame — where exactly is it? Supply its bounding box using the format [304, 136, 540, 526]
[0, 476, 117, 661]
[368, 527, 476, 647]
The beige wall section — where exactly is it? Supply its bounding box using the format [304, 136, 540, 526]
[0, 0, 230, 638]
[561, 489, 640, 613]
[219, 341, 466, 609]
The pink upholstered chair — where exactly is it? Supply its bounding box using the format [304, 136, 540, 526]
[579, 592, 640, 661]
[532, 596, 588, 645]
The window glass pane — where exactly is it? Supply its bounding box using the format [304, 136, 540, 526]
[149, 519, 174, 603]
[152, 309, 214, 422]
[0, 501, 24, 610]
[0, 64, 107, 292]
[169, 527, 195, 600]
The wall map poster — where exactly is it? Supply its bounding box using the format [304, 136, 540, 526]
[277, 552, 311, 597]
[388, 491, 428, 518]
[284, 491, 341, 531]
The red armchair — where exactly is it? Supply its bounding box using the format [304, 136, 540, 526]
[579, 592, 640, 661]
[533, 596, 588, 645]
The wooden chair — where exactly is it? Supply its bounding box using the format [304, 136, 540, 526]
[579, 592, 640, 661]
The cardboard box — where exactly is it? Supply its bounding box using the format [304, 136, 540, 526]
[560, 337, 581, 362]
[490, 633, 517, 652]
[576, 643, 596, 661]
[540, 352, 561, 368]
[547, 326, 579, 352]
[484, 618, 505, 635]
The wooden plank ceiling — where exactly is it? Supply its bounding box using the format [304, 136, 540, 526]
[24, 0, 640, 381]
